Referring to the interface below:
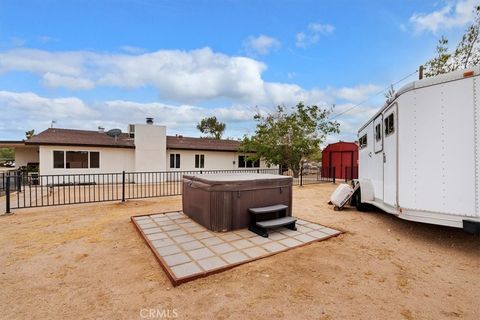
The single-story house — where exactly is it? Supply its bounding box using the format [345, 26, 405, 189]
[0, 119, 274, 175]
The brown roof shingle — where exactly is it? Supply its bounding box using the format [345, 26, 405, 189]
[23, 128, 241, 152]
[166, 135, 240, 152]
[25, 128, 135, 148]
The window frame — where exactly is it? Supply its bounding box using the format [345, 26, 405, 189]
[384, 113, 395, 137]
[375, 123, 381, 142]
[89, 152, 100, 169]
[170, 153, 181, 169]
[359, 134, 368, 149]
[53, 150, 100, 169]
[53, 151, 65, 169]
[195, 154, 205, 169]
[238, 155, 260, 168]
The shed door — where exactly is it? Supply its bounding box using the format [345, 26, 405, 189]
[383, 104, 397, 206]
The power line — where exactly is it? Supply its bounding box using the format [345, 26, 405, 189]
[328, 69, 419, 120]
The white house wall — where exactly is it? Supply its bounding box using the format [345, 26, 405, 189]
[134, 124, 167, 172]
[166, 149, 275, 171]
[15, 146, 39, 169]
[39, 145, 135, 176]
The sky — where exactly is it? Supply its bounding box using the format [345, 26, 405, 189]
[0, 0, 478, 144]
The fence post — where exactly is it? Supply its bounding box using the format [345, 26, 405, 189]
[300, 166, 303, 186]
[333, 167, 336, 184]
[5, 176, 11, 214]
[16, 171, 22, 192]
[121, 171, 126, 202]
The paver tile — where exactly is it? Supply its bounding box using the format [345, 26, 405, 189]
[156, 244, 182, 256]
[210, 242, 236, 255]
[171, 262, 202, 278]
[197, 256, 227, 271]
[262, 242, 287, 253]
[279, 238, 303, 248]
[180, 240, 204, 251]
[201, 237, 224, 246]
[221, 251, 249, 264]
[294, 234, 317, 243]
[164, 253, 191, 267]
[188, 247, 215, 260]
[173, 234, 196, 244]
[243, 246, 269, 258]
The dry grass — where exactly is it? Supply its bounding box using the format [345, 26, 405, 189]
[1, 183, 479, 319]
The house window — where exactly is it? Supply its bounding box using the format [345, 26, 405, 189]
[384, 113, 394, 136]
[90, 152, 100, 168]
[238, 155, 259, 168]
[375, 124, 381, 142]
[53, 151, 100, 169]
[195, 154, 205, 168]
[170, 154, 180, 168]
[66, 151, 89, 168]
[53, 151, 64, 168]
[359, 134, 368, 149]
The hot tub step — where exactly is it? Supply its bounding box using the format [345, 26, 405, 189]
[248, 204, 296, 238]
[256, 216, 297, 228]
[249, 204, 288, 214]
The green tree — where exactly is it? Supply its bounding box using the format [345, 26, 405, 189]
[25, 129, 35, 139]
[0, 147, 14, 161]
[452, 5, 480, 69]
[196, 116, 226, 139]
[240, 103, 339, 177]
[424, 36, 452, 77]
[424, 5, 479, 77]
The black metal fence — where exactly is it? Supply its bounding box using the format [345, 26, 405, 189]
[344, 166, 358, 182]
[3, 167, 339, 213]
[0, 170, 20, 195]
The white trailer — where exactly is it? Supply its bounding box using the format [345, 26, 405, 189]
[352, 66, 480, 232]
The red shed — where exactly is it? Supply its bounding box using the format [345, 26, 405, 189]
[322, 141, 358, 180]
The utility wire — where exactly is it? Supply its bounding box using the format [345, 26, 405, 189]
[328, 69, 419, 120]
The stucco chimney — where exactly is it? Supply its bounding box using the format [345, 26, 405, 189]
[98, 126, 105, 133]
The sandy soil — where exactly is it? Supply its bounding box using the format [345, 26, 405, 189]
[0, 183, 479, 320]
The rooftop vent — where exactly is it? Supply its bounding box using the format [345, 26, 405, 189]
[146, 117, 154, 125]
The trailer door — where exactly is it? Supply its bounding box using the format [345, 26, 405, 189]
[371, 115, 384, 200]
[383, 104, 397, 207]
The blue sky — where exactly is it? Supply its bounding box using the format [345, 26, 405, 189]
[0, 0, 477, 143]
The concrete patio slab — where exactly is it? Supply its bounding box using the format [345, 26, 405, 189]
[131, 211, 341, 286]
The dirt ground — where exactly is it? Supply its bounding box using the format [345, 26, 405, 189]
[0, 183, 479, 320]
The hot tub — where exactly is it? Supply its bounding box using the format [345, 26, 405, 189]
[182, 173, 293, 232]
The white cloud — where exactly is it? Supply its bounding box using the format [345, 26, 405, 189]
[0, 47, 267, 102]
[42, 73, 95, 90]
[409, 0, 477, 34]
[296, 22, 335, 48]
[0, 85, 382, 142]
[308, 22, 335, 34]
[120, 45, 147, 54]
[0, 91, 99, 122]
[243, 34, 281, 55]
[0, 45, 383, 142]
[333, 84, 382, 103]
[263, 82, 330, 107]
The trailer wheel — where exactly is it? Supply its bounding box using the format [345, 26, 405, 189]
[353, 188, 370, 212]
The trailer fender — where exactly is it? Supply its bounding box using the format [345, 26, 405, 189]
[357, 179, 375, 202]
